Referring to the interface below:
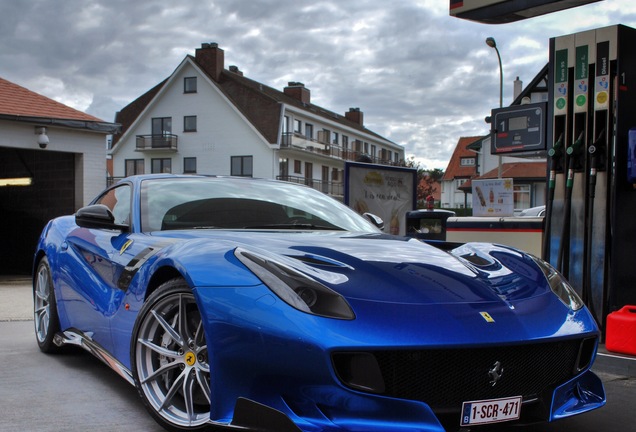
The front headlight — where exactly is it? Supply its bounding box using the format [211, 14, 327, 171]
[235, 247, 355, 320]
[532, 256, 584, 310]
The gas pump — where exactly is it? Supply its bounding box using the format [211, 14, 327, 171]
[545, 25, 636, 331]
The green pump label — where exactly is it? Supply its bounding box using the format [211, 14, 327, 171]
[554, 49, 568, 113]
[575, 45, 589, 110]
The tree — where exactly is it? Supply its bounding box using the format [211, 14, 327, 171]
[405, 157, 444, 207]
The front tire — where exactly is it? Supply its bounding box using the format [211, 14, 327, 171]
[33, 256, 61, 353]
[131, 279, 212, 431]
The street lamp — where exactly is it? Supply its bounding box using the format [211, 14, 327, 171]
[486, 36, 503, 178]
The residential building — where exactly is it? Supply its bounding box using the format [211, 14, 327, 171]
[441, 66, 549, 212]
[109, 43, 405, 198]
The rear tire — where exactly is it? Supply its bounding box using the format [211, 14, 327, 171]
[33, 256, 61, 353]
[131, 278, 212, 431]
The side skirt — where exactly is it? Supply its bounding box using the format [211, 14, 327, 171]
[53, 329, 135, 386]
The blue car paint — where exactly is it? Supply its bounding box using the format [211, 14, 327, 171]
[34, 174, 605, 431]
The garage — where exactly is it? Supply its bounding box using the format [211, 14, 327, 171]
[0, 77, 119, 275]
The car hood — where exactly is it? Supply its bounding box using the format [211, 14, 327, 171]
[152, 230, 551, 307]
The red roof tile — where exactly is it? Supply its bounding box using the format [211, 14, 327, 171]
[441, 136, 483, 181]
[0, 76, 102, 122]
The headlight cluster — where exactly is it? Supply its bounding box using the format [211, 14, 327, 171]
[532, 256, 584, 311]
[235, 247, 355, 320]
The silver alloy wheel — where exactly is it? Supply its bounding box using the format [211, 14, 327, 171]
[34, 262, 51, 343]
[135, 291, 211, 428]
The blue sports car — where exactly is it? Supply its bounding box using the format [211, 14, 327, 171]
[33, 174, 605, 432]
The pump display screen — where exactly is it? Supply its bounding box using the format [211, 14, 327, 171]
[491, 102, 547, 155]
[508, 116, 528, 131]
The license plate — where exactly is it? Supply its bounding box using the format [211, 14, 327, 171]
[460, 396, 522, 426]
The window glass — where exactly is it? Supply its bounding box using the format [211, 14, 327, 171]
[140, 177, 380, 233]
[183, 157, 197, 174]
[184, 115, 197, 132]
[184, 77, 197, 93]
[95, 184, 131, 226]
[152, 158, 172, 173]
[125, 159, 144, 176]
[231, 156, 253, 177]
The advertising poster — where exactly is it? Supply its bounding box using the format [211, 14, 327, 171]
[472, 178, 514, 217]
[344, 162, 417, 236]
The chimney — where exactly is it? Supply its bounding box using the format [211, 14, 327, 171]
[229, 65, 243, 76]
[513, 76, 523, 101]
[345, 107, 364, 126]
[195, 42, 224, 82]
[284, 82, 311, 104]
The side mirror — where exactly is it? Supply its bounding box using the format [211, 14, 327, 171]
[363, 212, 384, 230]
[75, 204, 128, 231]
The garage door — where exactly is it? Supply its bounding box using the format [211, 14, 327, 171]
[0, 147, 75, 275]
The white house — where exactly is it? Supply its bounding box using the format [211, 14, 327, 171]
[109, 43, 404, 198]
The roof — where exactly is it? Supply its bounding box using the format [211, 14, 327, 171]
[0, 77, 101, 121]
[0, 76, 119, 133]
[113, 51, 395, 147]
[477, 161, 546, 179]
[458, 161, 547, 191]
[441, 136, 483, 181]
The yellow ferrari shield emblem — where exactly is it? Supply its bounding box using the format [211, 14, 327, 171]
[480, 312, 495, 323]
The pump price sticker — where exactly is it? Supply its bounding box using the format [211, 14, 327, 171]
[460, 396, 521, 426]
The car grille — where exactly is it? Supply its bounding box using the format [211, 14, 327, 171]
[333, 338, 593, 412]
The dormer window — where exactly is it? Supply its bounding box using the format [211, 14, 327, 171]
[460, 157, 476, 166]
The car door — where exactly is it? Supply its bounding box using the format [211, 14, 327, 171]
[57, 183, 148, 351]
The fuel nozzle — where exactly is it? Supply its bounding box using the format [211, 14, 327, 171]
[566, 131, 585, 157]
[548, 133, 564, 159]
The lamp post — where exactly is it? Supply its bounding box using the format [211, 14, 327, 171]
[486, 36, 503, 178]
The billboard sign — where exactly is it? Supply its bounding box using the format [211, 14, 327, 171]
[472, 178, 514, 217]
[344, 162, 417, 236]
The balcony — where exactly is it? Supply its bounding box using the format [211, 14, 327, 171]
[280, 132, 400, 166]
[136, 134, 178, 151]
[277, 175, 344, 198]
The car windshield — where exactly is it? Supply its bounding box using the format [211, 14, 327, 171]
[140, 177, 380, 233]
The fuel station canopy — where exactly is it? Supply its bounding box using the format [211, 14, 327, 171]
[449, 0, 603, 24]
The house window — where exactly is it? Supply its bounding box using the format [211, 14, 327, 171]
[152, 117, 172, 135]
[294, 119, 302, 133]
[294, 160, 301, 174]
[460, 157, 476, 166]
[283, 116, 290, 133]
[151, 158, 172, 173]
[184, 116, 197, 132]
[456, 179, 467, 188]
[231, 155, 253, 177]
[514, 184, 531, 209]
[183, 157, 197, 174]
[125, 159, 144, 177]
[364, 142, 369, 154]
[305, 123, 314, 139]
[184, 77, 197, 93]
[342, 135, 349, 149]
[332, 132, 339, 145]
[331, 167, 339, 181]
[370, 145, 377, 158]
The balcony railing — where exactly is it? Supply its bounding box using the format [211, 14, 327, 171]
[277, 175, 343, 197]
[280, 132, 401, 166]
[136, 134, 178, 151]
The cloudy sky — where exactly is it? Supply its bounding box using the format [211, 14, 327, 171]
[2, 0, 636, 169]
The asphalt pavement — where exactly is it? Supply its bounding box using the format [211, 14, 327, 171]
[1, 274, 635, 432]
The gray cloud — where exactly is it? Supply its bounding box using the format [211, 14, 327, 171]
[1, 0, 634, 169]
